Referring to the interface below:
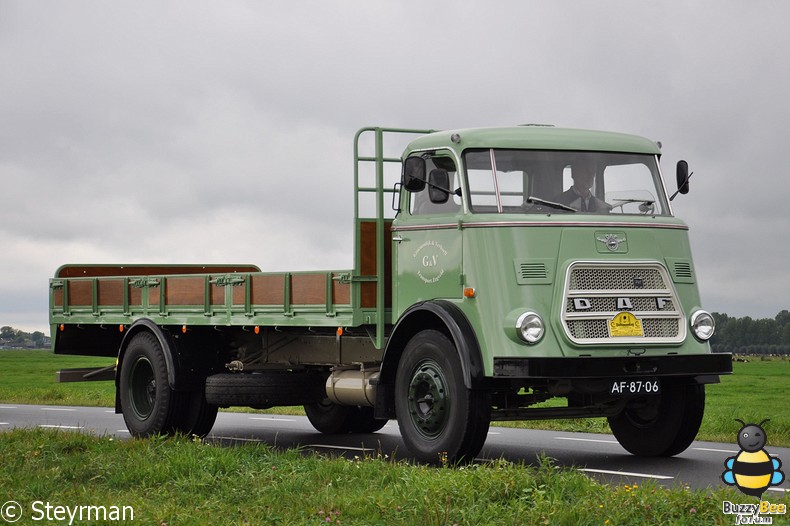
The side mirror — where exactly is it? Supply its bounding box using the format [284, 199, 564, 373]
[676, 160, 690, 195]
[428, 169, 450, 204]
[402, 157, 426, 192]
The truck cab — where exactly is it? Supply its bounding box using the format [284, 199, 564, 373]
[377, 126, 730, 462]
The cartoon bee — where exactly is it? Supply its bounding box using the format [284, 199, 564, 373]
[722, 419, 785, 498]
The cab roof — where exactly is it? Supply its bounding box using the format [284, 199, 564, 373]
[405, 126, 662, 156]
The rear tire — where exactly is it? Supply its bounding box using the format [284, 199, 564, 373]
[608, 383, 705, 457]
[174, 390, 218, 437]
[118, 332, 179, 437]
[394, 330, 490, 464]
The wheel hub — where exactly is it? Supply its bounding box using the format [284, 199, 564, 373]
[407, 361, 449, 438]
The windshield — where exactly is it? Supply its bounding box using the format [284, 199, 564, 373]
[463, 149, 670, 216]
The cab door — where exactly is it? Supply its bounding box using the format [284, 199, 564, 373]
[392, 153, 463, 320]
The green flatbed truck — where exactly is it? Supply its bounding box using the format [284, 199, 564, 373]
[49, 125, 732, 463]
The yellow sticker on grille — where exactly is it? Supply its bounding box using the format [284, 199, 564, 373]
[609, 312, 644, 337]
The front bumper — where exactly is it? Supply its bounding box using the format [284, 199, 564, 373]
[493, 353, 732, 380]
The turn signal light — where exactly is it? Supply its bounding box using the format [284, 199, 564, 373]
[463, 287, 476, 298]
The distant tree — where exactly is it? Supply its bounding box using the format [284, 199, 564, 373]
[0, 326, 16, 340]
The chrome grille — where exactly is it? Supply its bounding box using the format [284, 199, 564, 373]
[562, 262, 685, 345]
[569, 267, 665, 290]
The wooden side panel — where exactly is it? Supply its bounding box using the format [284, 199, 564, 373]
[232, 285, 246, 306]
[165, 277, 205, 305]
[359, 220, 392, 308]
[129, 286, 143, 307]
[333, 279, 351, 305]
[98, 279, 124, 306]
[251, 275, 285, 305]
[291, 274, 326, 305]
[211, 283, 224, 305]
[53, 288, 63, 307]
[68, 281, 93, 306]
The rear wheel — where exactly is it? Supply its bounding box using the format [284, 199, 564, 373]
[394, 330, 490, 464]
[608, 383, 705, 457]
[119, 332, 179, 437]
[174, 390, 218, 437]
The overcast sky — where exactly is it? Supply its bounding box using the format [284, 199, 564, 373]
[2, 1, 789, 334]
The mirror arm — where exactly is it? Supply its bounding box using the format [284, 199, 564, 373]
[669, 171, 693, 201]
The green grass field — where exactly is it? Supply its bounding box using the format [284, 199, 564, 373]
[0, 350, 787, 447]
[1, 428, 783, 525]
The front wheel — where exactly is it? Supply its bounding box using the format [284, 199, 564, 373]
[394, 330, 490, 464]
[608, 383, 705, 457]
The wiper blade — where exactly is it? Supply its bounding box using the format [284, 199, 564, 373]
[526, 196, 577, 212]
[612, 198, 655, 213]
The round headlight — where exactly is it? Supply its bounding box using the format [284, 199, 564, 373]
[690, 310, 715, 341]
[517, 312, 545, 344]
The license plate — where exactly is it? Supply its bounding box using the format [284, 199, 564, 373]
[610, 378, 661, 396]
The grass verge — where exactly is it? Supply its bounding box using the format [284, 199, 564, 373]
[2, 428, 784, 525]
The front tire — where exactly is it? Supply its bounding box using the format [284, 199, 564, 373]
[608, 383, 705, 457]
[118, 332, 179, 437]
[394, 330, 490, 464]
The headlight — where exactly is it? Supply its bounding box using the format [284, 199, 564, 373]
[690, 310, 715, 341]
[517, 312, 545, 344]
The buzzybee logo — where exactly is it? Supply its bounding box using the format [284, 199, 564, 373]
[722, 419, 785, 498]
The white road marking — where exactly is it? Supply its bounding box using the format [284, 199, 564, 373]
[41, 407, 77, 412]
[581, 468, 674, 480]
[693, 447, 738, 454]
[38, 424, 83, 430]
[766, 487, 788, 493]
[305, 444, 376, 453]
[0, 406, 18, 409]
[249, 416, 296, 422]
[554, 436, 619, 445]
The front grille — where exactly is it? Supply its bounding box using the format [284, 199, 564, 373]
[569, 267, 665, 290]
[562, 262, 685, 345]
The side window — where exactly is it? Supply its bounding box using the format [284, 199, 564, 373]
[410, 155, 461, 215]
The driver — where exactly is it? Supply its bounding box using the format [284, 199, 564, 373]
[555, 157, 610, 212]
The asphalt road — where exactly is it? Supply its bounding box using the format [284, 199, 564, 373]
[1, 403, 788, 495]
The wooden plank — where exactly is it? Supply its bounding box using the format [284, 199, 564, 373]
[56, 264, 260, 278]
[97, 279, 124, 306]
[251, 274, 285, 305]
[68, 280, 93, 306]
[291, 274, 326, 305]
[359, 220, 392, 308]
[165, 276, 205, 305]
[333, 278, 351, 305]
